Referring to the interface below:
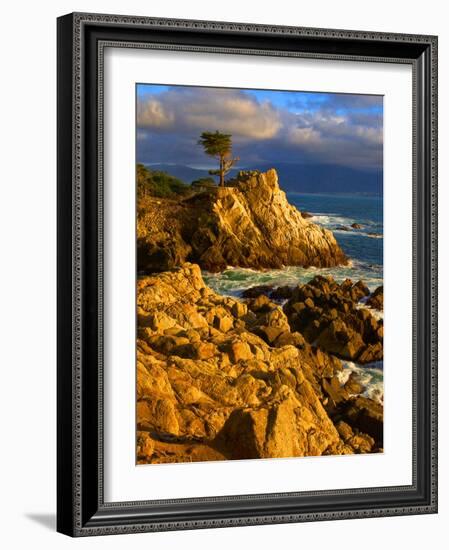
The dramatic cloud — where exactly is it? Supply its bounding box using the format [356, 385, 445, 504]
[137, 99, 174, 128]
[136, 85, 383, 171]
[137, 87, 282, 139]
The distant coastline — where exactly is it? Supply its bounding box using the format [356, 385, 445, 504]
[143, 162, 383, 196]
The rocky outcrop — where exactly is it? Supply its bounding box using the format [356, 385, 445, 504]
[366, 286, 383, 311]
[136, 264, 382, 464]
[333, 397, 383, 448]
[137, 169, 347, 273]
[283, 276, 383, 364]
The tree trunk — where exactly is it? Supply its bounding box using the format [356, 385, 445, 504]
[219, 155, 224, 187]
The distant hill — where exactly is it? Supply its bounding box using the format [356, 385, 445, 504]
[144, 162, 383, 196]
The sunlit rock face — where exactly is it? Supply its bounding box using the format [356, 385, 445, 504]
[137, 169, 347, 273]
[136, 264, 382, 465]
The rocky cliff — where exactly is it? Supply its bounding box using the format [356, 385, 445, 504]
[136, 264, 382, 464]
[137, 169, 347, 273]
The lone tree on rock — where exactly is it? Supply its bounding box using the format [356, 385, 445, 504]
[198, 131, 239, 187]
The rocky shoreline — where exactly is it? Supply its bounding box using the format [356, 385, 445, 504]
[136, 263, 383, 464]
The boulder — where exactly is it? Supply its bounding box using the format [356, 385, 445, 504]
[275, 331, 305, 348]
[322, 376, 349, 407]
[136, 431, 155, 460]
[231, 301, 248, 318]
[147, 334, 190, 355]
[352, 280, 370, 300]
[147, 311, 177, 331]
[348, 432, 375, 453]
[366, 286, 384, 310]
[249, 294, 273, 313]
[335, 420, 375, 453]
[344, 371, 366, 395]
[256, 325, 285, 345]
[216, 386, 341, 459]
[241, 285, 274, 299]
[316, 319, 365, 360]
[270, 285, 294, 300]
[335, 420, 354, 442]
[357, 342, 383, 363]
[337, 396, 383, 448]
[137, 398, 180, 436]
[229, 341, 253, 363]
[173, 341, 217, 360]
[213, 314, 233, 333]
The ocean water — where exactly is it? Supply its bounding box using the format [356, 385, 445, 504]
[203, 192, 384, 402]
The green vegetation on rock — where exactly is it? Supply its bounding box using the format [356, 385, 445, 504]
[191, 177, 217, 190]
[137, 163, 188, 198]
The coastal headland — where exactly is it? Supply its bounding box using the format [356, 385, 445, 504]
[136, 169, 383, 464]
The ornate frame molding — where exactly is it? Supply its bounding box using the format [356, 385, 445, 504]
[57, 12, 438, 537]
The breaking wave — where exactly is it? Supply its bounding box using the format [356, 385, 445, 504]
[337, 361, 384, 404]
[203, 261, 382, 298]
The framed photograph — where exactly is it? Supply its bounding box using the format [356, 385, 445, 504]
[57, 12, 438, 536]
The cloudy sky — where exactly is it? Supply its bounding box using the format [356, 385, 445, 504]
[136, 84, 383, 172]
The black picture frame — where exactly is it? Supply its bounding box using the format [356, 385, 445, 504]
[57, 12, 438, 537]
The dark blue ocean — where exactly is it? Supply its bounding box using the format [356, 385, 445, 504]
[203, 192, 384, 403]
[290, 192, 383, 271]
